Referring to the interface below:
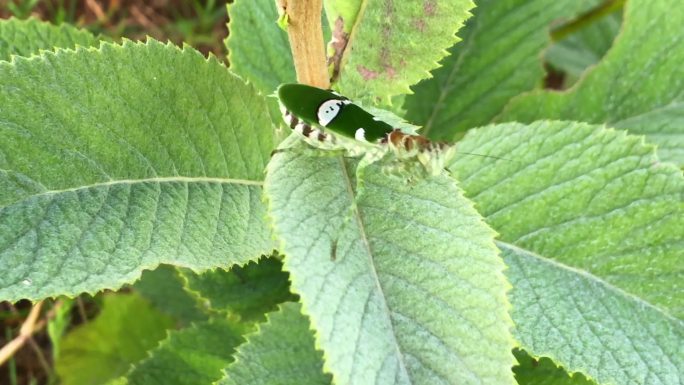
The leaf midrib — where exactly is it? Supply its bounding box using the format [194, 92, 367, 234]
[496, 240, 684, 325]
[2, 176, 264, 208]
[338, 156, 412, 384]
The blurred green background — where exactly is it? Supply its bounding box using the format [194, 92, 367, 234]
[0, 0, 229, 58]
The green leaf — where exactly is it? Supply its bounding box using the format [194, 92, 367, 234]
[450, 121, 684, 384]
[47, 298, 74, 360]
[403, 0, 603, 140]
[0, 39, 275, 302]
[181, 256, 297, 322]
[126, 318, 247, 385]
[55, 293, 174, 385]
[323, 0, 363, 34]
[219, 302, 332, 385]
[336, 0, 475, 100]
[545, 12, 621, 86]
[452, 120, 683, 317]
[225, 0, 295, 96]
[513, 349, 594, 385]
[264, 148, 516, 385]
[504, 244, 683, 385]
[499, 0, 684, 165]
[135, 265, 208, 324]
[0, 17, 99, 61]
[224, 0, 297, 145]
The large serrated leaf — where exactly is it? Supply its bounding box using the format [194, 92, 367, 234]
[499, 0, 684, 165]
[504, 244, 683, 385]
[450, 121, 684, 384]
[336, 0, 475, 100]
[0, 17, 99, 61]
[264, 148, 515, 385]
[55, 293, 174, 385]
[219, 302, 331, 385]
[403, 0, 602, 140]
[126, 318, 247, 385]
[0, 39, 275, 302]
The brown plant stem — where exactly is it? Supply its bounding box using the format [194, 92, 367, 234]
[0, 301, 44, 366]
[277, 0, 330, 88]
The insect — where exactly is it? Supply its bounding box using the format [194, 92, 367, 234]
[277, 83, 456, 177]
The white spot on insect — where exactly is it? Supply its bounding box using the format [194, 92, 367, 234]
[284, 113, 295, 126]
[372, 116, 382, 121]
[355, 128, 366, 141]
[317, 99, 346, 126]
[342, 100, 351, 104]
[279, 103, 287, 115]
[295, 122, 306, 134]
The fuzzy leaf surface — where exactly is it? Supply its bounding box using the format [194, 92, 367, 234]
[450, 121, 684, 384]
[219, 302, 331, 385]
[55, 293, 174, 385]
[500, 0, 684, 165]
[336, 0, 475, 100]
[265, 146, 515, 385]
[404, 0, 602, 140]
[181, 256, 297, 322]
[126, 318, 246, 385]
[0, 40, 275, 301]
[0, 17, 99, 61]
[504, 244, 684, 385]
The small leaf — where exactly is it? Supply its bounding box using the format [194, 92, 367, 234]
[499, 0, 684, 165]
[47, 298, 74, 360]
[226, 0, 295, 96]
[0, 40, 275, 301]
[265, 148, 516, 385]
[403, 0, 603, 140]
[55, 293, 174, 385]
[219, 302, 331, 385]
[127, 318, 247, 385]
[0, 17, 99, 61]
[336, 0, 475, 100]
[181, 256, 297, 322]
[513, 349, 595, 385]
[545, 12, 621, 85]
[135, 265, 208, 324]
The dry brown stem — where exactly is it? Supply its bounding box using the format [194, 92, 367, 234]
[277, 0, 330, 88]
[0, 301, 44, 366]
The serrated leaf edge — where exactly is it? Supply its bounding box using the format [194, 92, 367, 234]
[337, 0, 477, 98]
[215, 302, 328, 385]
[500, 240, 684, 385]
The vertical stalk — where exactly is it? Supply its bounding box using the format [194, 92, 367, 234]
[277, 0, 330, 88]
